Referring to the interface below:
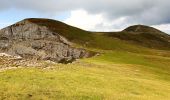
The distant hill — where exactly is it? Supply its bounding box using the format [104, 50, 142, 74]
[123, 25, 164, 33]
[102, 25, 170, 50]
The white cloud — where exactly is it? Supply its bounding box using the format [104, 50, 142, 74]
[152, 24, 170, 34]
[1, 8, 170, 34]
[1, 0, 170, 25]
[64, 9, 130, 32]
[1, 0, 170, 33]
[64, 9, 103, 31]
[64, 9, 170, 34]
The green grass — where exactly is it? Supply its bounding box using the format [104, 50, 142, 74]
[1, 19, 170, 99]
[0, 48, 170, 100]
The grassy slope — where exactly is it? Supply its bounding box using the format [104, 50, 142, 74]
[96, 25, 170, 50]
[0, 52, 170, 100]
[0, 19, 170, 100]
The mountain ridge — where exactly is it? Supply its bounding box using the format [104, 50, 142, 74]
[102, 24, 170, 50]
[0, 18, 170, 63]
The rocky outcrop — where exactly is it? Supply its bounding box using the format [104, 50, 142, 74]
[0, 19, 95, 63]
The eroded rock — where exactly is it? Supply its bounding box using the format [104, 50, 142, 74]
[0, 19, 95, 63]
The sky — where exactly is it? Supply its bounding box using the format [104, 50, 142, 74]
[0, 0, 170, 33]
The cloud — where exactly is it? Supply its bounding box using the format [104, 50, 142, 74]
[64, 10, 103, 31]
[64, 10, 170, 33]
[0, 0, 170, 25]
[64, 10, 125, 31]
[0, 0, 170, 33]
[64, 10, 136, 32]
[152, 24, 170, 34]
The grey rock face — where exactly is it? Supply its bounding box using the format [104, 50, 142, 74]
[0, 20, 95, 63]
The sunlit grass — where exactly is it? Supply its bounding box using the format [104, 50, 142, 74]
[0, 32, 170, 100]
[0, 49, 170, 99]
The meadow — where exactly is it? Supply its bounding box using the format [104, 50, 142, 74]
[0, 40, 170, 100]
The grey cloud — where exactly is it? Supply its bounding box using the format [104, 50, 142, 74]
[0, 0, 170, 25]
[0, 1, 10, 10]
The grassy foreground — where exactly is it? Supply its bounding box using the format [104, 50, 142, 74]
[0, 49, 170, 100]
[0, 24, 170, 100]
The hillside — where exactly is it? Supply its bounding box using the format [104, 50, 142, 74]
[24, 18, 94, 44]
[24, 20, 170, 50]
[0, 18, 170, 100]
[0, 18, 96, 63]
[101, 25, 170, 50]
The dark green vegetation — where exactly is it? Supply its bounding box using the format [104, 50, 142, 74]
[101, 25, 170, 50]
[27, 18, 93, 44]
[0, 18, 170, 100]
